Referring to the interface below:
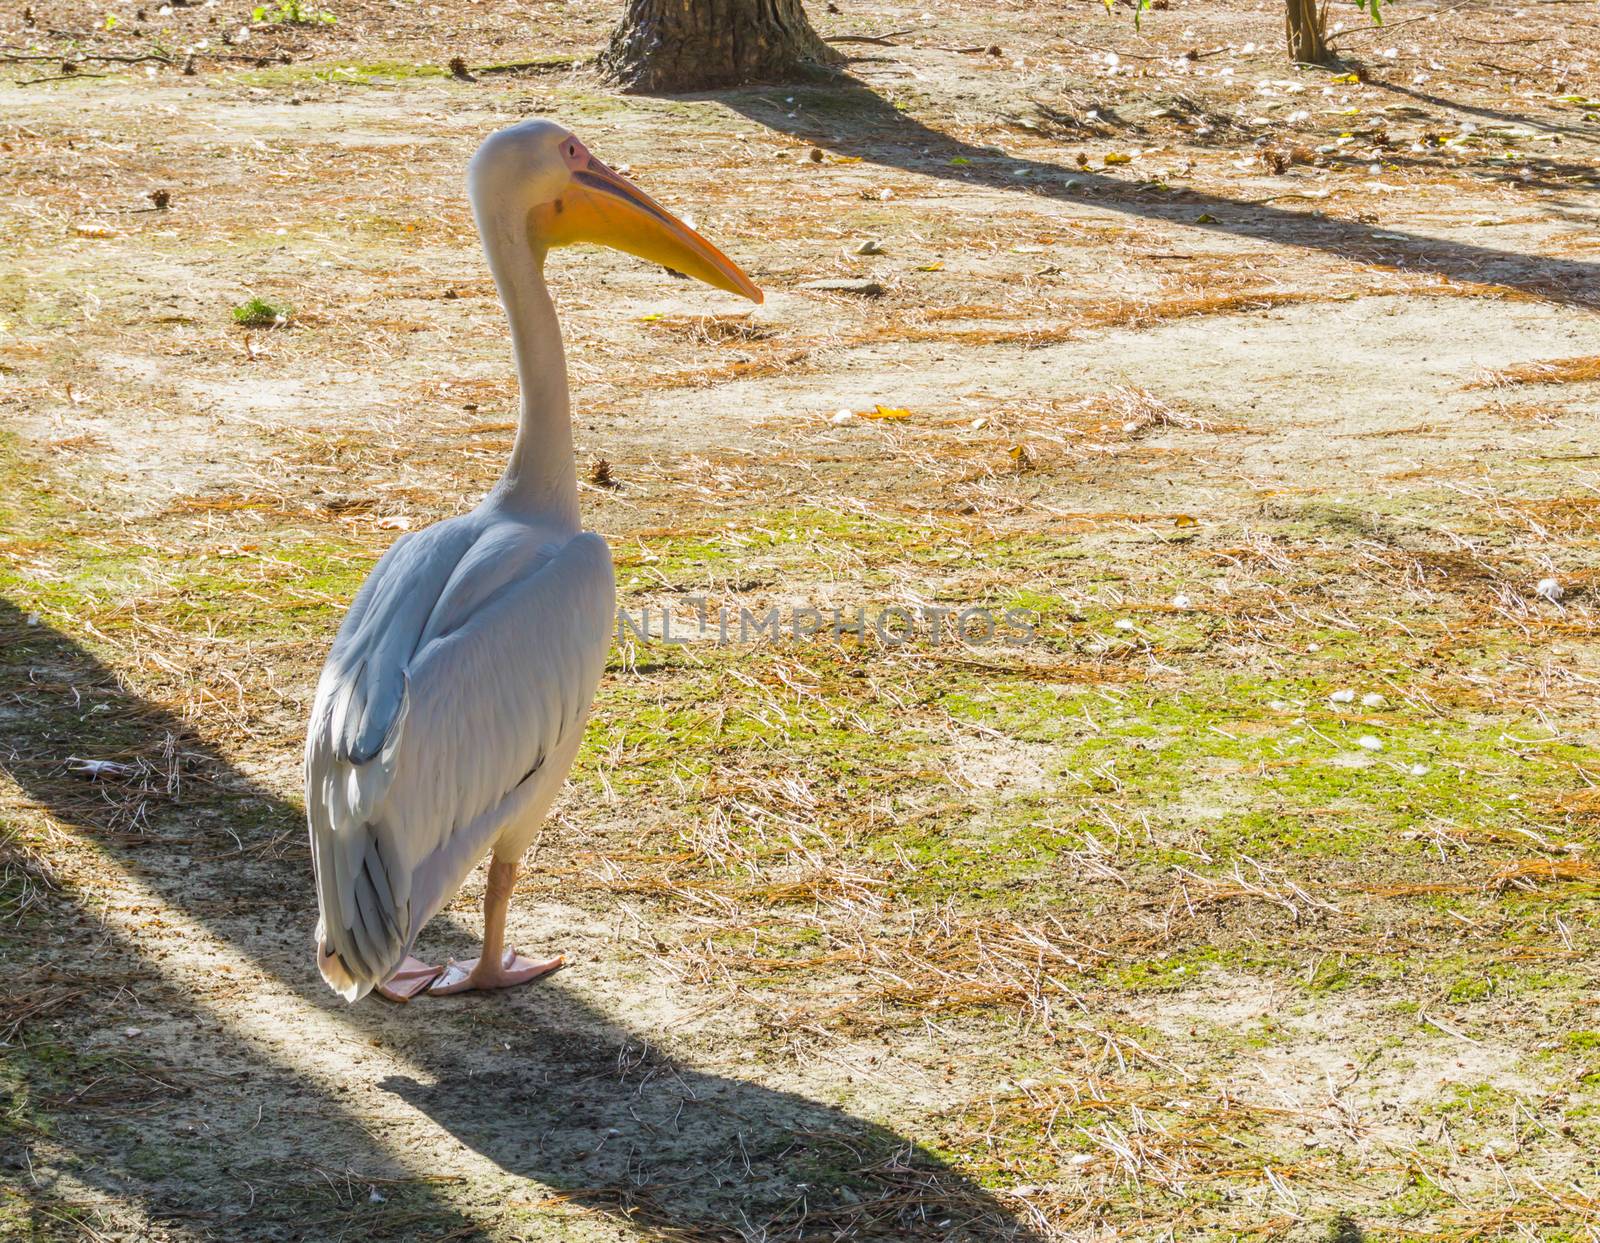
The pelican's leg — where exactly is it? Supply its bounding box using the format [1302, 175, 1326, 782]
[376, 956, 444, 1002]
[428, 856, 563, 995]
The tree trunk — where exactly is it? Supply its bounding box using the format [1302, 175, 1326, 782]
[599, 0, 843, 92]
[1285, 0, 1332, 64]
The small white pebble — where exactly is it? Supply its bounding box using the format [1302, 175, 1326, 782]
[368, 1188, 387, 1205]
[1268, 699, 1289, 712]
[1068, 1153, 1094, 1166]
[1121, 420, 1141, 433]
[1307, 642, 1321, 652]
[831, 408, 854, 425]
[1172, 593, 1191, 610]
[1113, 618, 1135, 631]
[1536, 577, 1563, 603]
[1330, 689, 1356, 704]
[124, 1027, 142, 1038]
[877, 188, 895, 201]
[1409, 763, 1430, 776]
[1361, 692, 1386, 708]
[1357, 735, 1383, 751]
[971, 416, 988, 430]
[26, 612, 40, 626]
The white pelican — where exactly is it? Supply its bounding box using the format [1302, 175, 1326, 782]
[306, 121, 761, 1002]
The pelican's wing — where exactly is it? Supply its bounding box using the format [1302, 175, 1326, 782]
[315, 520, 479, 769]
[307, 530, 614, 1000]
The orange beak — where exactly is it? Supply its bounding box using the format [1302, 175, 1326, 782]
[534, 156, 762, 304]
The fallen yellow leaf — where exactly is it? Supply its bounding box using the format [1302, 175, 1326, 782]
[861, 404, 912, 420]
[1103, 152, 1133, 165]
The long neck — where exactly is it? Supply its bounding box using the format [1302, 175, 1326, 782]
[479, 211, 580, 530]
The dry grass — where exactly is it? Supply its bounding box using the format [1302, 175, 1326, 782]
[1553, 787, 1600, 823]
[1473, 354, 1600, 388]
[874, 288, 1331, 349]
[1505, 497, 1600, 539]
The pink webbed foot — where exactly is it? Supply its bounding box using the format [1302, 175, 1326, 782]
[376, 955, 444, 1003]
[427, 948, 564, 995]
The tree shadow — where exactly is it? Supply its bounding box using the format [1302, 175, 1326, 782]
[705, 75, 1600, 306]
[1326, 148, 1600, 196]
[0, 596, 1040, 1241]
[0, 596, 486, 1238]
[1368, 76, 1597, 143]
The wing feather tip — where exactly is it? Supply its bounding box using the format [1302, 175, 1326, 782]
[316, 930, 376, 1004]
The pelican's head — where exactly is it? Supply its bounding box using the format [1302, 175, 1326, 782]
[468, 119, 762, 303]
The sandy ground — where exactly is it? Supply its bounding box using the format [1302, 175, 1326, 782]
[3, 0, 1600, 1239]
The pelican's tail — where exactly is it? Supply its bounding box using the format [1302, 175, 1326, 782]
[306, 656, 414, 1004]
[308, 818, 409, 1003]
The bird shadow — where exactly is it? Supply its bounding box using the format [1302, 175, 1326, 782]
[0, 595, 1040, 1241]
[693, 74, 1600, 304]
[383, 1026, 1035, 1242]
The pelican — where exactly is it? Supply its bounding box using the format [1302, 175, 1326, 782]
[306, 121, 761, 1002]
